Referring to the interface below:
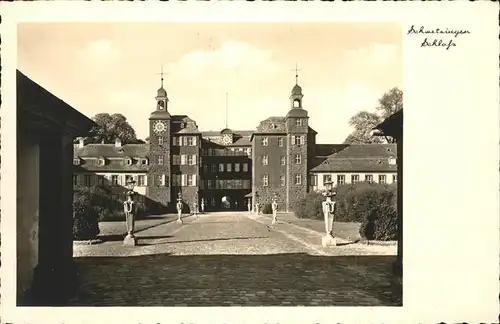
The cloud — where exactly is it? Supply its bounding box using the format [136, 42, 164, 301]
[344, 43, 399, 67]
[166, 41, 280, 94]
[77, 39, 120, 62]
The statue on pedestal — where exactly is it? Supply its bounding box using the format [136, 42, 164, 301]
[193, 199, 198, 218]
[200, 198, 205, 214]
[321, 180, 337, 247]
[247, 198, 252, 213]
[271, 195, 278, 225]
[123, 191, 137, 246]
[176, 193, 183, 224]
[255, 202, 260, 215]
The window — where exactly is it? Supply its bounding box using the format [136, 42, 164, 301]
[210, 197, 216, 206]
[97, 158, 105, 166]
[379, 175, 386, 184]
[158, 136, 164, 146]
[172, 137, 178, 146]
[243, 163, 248, 172]
[280, 175, 286, 187]
[262, 137, 268, 146]
[262, 155, 269, 165]
[393, 174, 397, 183]
[292, 135, 304, 145]
[388, 157, 397, 165]
[111, 175, 119, 185]
[187, 137, 194, 146]
[125, 175, 134, 185]
[125, 158, 132, 166]
[337, 175, 345, 185]
[351, 174, 360, 184]
[219, 163, 224, 172]
[138, 175, 146, 186]
[187, 174, 194, 186]
[235, 163, 240, 172]
[310, 174, 318, 186]
[227, 163, 232, 172]
[208, 180, 214, 189]
[212, 164, 217, 172]
[246, 148, 252, 156]
[84, 175, 92, 186]
[141, 158, 148, 165]
[262, 174, 269, 187]
[187, 155, 193, 165]
[98, 175, 105, 185]
[295, 155, 302, 164]
[365, 174, 373, 183]
[296, 119, 302, 126]
[278, 137, 283, 147]
[323, 175, 332, 184]
[295, 174, 302, 185]
[156, 175, 163, 186]
[73, 158, 80, 165]
[158, 155, 163, 165]
[281, 156, 286, 166]
[73, 175, 78, 186]
[203, 164, 208, 173]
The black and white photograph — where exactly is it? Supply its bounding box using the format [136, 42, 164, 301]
[16, 21, 402, 307]
[1, 2, 498, 323]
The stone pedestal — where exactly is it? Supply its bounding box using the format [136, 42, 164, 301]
[321, 234, 337, 247]
[123, 234, 137, 246]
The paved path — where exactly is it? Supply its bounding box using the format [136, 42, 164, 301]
[69, 212, 400, 306]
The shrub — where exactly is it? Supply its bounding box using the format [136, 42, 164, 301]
[73, 185, 151, 222]
[73, 194, 100, 240]
[292, 191, 325, 220]
[262, 203, 273, 214]
[351, 183, 398, 241]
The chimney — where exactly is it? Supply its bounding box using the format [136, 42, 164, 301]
[78, 137, 85, 148]
[115, 138, 122, 147]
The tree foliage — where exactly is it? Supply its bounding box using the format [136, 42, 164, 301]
[343, 87, 403, 144]
[87, 113, 138, 144]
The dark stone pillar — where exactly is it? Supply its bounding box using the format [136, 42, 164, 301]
[27, 132, 77, 306]
[394, 135, 403, 278]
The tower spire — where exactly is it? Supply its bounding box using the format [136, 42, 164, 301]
[290, 63, 301, 85]
[156, 65, 166, 88]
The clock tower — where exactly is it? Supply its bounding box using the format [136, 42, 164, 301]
[147, 74, 172, 210]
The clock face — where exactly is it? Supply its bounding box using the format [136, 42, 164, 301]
[153, 121, 166, 133]
[222, 134, 232, 145]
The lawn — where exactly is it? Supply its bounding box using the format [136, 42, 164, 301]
[97, 214, 180, 237]
[268, 213, 362, 241]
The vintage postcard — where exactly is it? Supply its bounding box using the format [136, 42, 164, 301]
[1, 1, 498, 324]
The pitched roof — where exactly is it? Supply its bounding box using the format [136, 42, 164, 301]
[310, 158, 397, 173]
[74, 144, 149, 158]
[311, 144, 397, 172]
[201, 130, 254, 137]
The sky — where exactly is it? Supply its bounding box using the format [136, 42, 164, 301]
[17, 22, 402, 143]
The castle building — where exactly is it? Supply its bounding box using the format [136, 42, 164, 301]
[73, 75, 397, 213]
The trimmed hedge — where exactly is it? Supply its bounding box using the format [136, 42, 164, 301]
[73, 185, 150, 222]
[73, 193, 100, 240]
[292, 191, 325, 220]
[292, 181, 399, 241]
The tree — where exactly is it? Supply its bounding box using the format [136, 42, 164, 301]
[343, 87, 402, 144]
[87, 113, 137, 144]
[344, 111, 385, 144]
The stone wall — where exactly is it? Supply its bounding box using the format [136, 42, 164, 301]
[252, 134, 287, 211]
[16, 131, 40, 298]
[285, 133, 308, 212]
[146, 119, 171, 207]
